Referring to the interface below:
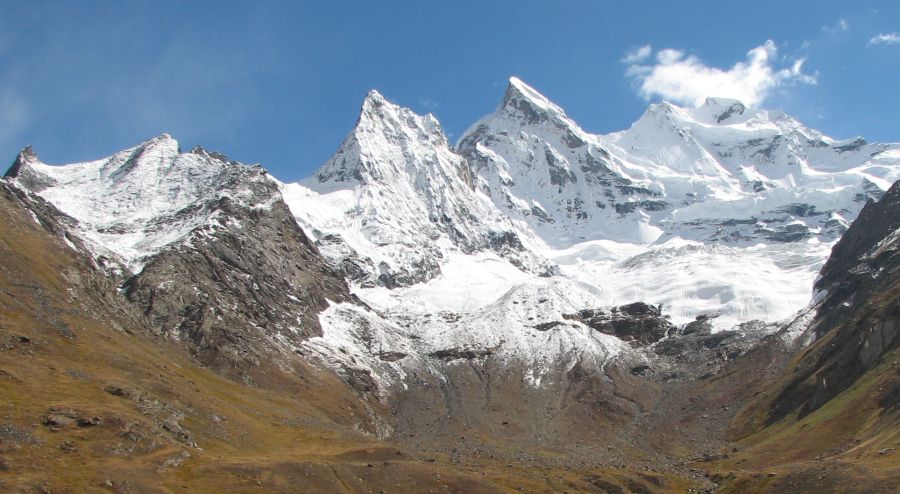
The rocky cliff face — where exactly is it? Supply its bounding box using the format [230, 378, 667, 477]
[765, 180, 900, 423]
[5, 141, 355, 381]
[120, 177, 353, 376]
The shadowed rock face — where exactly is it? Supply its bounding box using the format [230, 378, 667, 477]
[5, 142, 357, 381]
[122, 174, 354, 376]
[564, 302, 676, 345]
[767, 180, 900, 423]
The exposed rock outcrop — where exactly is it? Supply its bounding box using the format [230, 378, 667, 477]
[564, 302, 675, 345]
[122, 175, 354, 373]
[765, 180, 900, 422]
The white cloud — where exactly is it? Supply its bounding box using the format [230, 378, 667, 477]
[869, 33, 900, 45]
[623, 40, 817, 108]
[822, 18, 849, 34]
[622, 44, 652, 64]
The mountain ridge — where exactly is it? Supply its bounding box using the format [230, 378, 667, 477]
[7, 77, 898, 338]
[2, 77, 899, 493]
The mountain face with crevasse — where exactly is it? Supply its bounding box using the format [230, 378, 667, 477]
[3, 77, 899, 493]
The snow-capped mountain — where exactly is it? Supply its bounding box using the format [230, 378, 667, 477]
[602, 96, 898, 243]
[5, 77, 899, 396]
[460, 78, 899, 247]
[280, 89, 551, 288]
[6, 135, 278, 275]
[5, 137, 355, 378]
[458, 76, 666, 245]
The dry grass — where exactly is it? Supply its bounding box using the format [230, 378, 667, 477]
[0, 187, 692, 493]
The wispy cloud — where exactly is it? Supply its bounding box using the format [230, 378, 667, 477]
[0, 85, 30, 154]
[869, 33, 900, 45]
[822, 18, 849, 34]
[621, 44, 652, 64]
[623, 40, 817, 108]
[418, 97, 439, 112]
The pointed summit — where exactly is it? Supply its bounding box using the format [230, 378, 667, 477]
[104, 134, 181, 182]
[315, 90, 450, 185]
[361, 89, 387, 113]
[357, 89, 444, 134]
[500, 77, 566, 123]
[696, 97, 747, 124]
[139, 133, 180, 155]
[356, 89, 400, 131]
[5, 145, 38, 178]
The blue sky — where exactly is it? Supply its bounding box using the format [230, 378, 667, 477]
[2, 1, 899, 181]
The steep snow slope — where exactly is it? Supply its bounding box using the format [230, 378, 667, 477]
[458, 77, 665, 245]
[5, 79, 898, 397]
[5, 136, 277, 274]
[281, 90, 550, 288]
[602, 97, 899, 243]
[459, 78, 899, 247]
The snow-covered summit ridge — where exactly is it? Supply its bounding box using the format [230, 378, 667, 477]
[461, 77, 899, 248]
[5, 134, 277, 273]
[504, 76, 568, 117]
[283, 88, 551, 288]
[692, 97, 748, 124]
[312, 89, 450, 187]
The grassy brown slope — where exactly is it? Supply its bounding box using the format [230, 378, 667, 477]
[707, 184, 900, 493]
[709, 345, 899, 493]
[0, 184, 511, 493]
[0, 185, 697, 493]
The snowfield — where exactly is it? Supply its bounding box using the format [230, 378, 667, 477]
[9, 77, 899, 392]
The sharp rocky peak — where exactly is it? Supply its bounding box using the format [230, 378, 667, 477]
[458, 77, 588, 154]
[315, 90, 453, 185]
[356, 89, 444, 139]
[4, 145, 38, 178]
[499, 76, 568, 125]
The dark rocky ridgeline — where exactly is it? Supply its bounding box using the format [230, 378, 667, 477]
[121, 166, 355, 381]
[563, 302, 675, 345]
[764, 180, 900, 423]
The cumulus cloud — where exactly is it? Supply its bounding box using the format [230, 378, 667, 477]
[622, 44, 652, 64]
[869, 33, 900, 45]
[822, 18, 849, 34]
[623, 40, 817, 108]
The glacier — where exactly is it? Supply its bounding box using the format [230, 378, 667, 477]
[7, 77, 899, 393]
